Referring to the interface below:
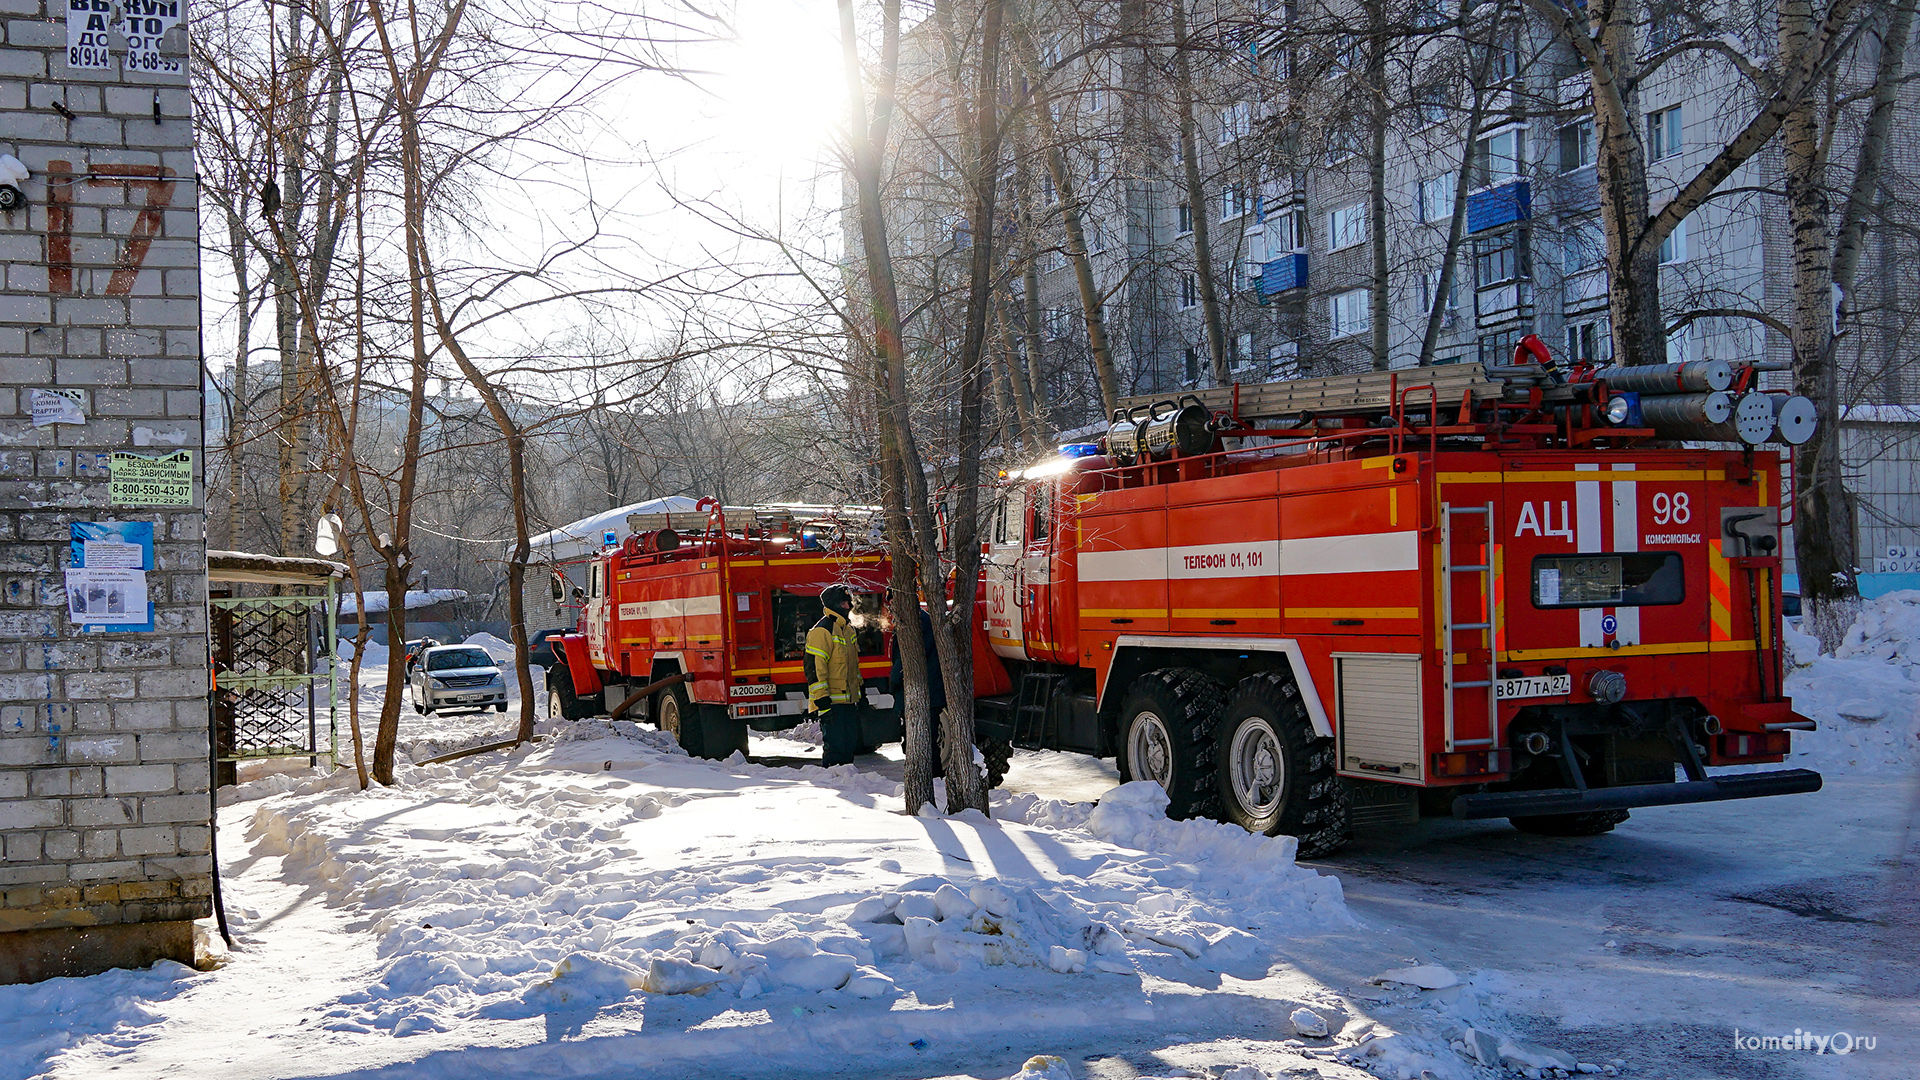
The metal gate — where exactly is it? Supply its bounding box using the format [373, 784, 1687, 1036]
[208, 553, 344, 781]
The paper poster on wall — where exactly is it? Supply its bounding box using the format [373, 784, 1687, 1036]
[65, 568, 149, 625]
[69, 521, 155, 632]
[65, 0, 112, 70]
[30, 388, 86, 427]
[110, 449, 194, 506]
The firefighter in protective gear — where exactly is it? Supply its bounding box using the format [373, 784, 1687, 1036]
[805, 584, 862, 766]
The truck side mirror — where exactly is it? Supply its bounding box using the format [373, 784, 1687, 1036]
[550, 575, 564, 601]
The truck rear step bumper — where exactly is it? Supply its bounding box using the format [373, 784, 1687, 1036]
[1451, 768, 1824, 820]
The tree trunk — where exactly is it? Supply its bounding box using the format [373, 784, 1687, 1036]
[1417, 90, 1486, 365]
[839, 0, 938, 815]
[1780, 0, 1857, 648]
[1586, 1, 1662, 367]
[1171, 0, 1227, 383]
[1021, 36, 1120, 416]
[1366, 14, 1390, 370]
[224, 205, 251, 550]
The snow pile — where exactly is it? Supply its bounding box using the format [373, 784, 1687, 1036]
[1786, 591, 1920, 774]
[241, 720, 1346, 1041]
[461, 632, 518, 661]
[0, 960, 197, 1080]
[337, 588, 469, 616]
[336, 636, 390, 665]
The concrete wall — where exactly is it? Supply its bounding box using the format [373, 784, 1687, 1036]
[0, 0, 206, 983]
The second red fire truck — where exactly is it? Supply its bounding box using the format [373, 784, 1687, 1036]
[969, 346, 1820, 855]
[543, 502, 904, 757]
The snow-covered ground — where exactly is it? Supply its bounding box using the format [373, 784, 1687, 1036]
[7, 606, 1918, 1080]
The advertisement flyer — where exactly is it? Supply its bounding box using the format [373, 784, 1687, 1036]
[69, 521, 155, 632]
[109, 449, 194, 506]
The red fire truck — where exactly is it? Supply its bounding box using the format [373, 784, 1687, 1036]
[973, 347, 1821, 856]
[544, 501, 903, 758]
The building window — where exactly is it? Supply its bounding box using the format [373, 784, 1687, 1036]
[1177, 202, 1193, 236]
[1472, 128, 1525, 189]
[1475, 230, 1528, 288]
[1415, 84, 1450, 126]
[1269, 341, 1301, 379]
[1562, 220, 1604, 275]
[1221, 184, 1250, 222]
[1184, 347, 1201, 382]
[1558, 120, 1594, 172]
[1420, 268, 1457, 320]
[1418, 173, 1457, 223]
[1648, 105, 1682, 160]
[1266, 205, 1307, 252]
[1180, 271, 1198, 310]
[1326, 124, 1362, 164]
[1565, 320, 1609, 364]
[1478, 328, 1521, 366]
[1043, 307, 1073, 338]
[1330, 288, 1370, 338]
[1086, 147, 1102, 184]
[1235, 332, 1254, 365]
[1219, 101, 1252, 144]
[1084, 219, 1106, 255]
[1042, 172, 1059, 206]
[1659, 217, 1688, 264]
[1328, 203, 1367, 251]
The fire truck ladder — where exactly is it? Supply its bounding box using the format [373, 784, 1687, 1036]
[1441, 502, 1498, 751]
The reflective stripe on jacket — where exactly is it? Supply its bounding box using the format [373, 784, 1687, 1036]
[804, 611, 860, 708]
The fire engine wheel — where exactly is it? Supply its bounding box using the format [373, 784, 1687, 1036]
[1214, 672, 1349, 858]
[655, 683, 699, 753]
[979, 735, 1013, 790]
[1117, 668, 1225, 820]
[1508, 809, 1630, 836]
[548, 666, 597, 722]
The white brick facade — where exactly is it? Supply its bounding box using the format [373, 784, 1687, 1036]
[0, 0, 204, 982]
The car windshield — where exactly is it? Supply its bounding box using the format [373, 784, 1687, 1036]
[427, 648, 493, 671]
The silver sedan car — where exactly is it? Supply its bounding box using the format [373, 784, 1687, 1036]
[411, 644, 508, 714]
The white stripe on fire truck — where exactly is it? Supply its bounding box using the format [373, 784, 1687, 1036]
[1610, 464, 1640, 646]
[1575, 464, 1605, 647]
[1077, 530, 1420, 582]
[615, 596, 725, 621]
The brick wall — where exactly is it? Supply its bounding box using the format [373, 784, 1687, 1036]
[0, 0, 206, 982]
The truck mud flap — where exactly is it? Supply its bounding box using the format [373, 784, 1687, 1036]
[1451, 768, 1824, 820]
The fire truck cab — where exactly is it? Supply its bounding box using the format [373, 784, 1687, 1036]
[545, 502, 902, 758]
[976, 351, 1821, 856]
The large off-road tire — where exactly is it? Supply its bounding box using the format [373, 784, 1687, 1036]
[1116, 668, 1226, 820]
[548, 665, 597, 722]
[1215, 671, 1350, 858]
[979, 735, 1013, 790]
[1509, 809, 1630, 836]
[655, 682, 702, 755]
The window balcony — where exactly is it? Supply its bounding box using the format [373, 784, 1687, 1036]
[1258, 251, 1308, 298]
[1475, 280, 1534, 324]
[1467, 180, 1531, 233]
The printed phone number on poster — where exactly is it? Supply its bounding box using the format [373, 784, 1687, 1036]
[112, 481, 190, 499]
